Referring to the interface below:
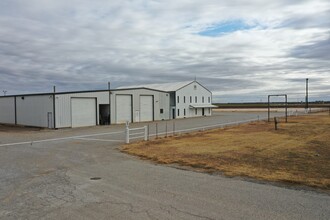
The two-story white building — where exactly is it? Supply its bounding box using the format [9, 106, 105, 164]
[0, 81, 216, 128]
[119, 81, 216, 119]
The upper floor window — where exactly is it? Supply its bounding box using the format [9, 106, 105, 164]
[184, 96, 186, 103]
[208, 97, 211, 103]
[194, 85, 197, 90]
[195, 96, 197, 103]
[202, 96, 204, 103]
[177, 96, 179, 103]
[190, 96, 192, 103]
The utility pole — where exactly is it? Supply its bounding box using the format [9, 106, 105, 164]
[305, 78, 309, 111]
[3, 90, 7, 96]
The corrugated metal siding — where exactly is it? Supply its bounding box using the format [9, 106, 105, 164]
[55, 91, 110, 128]
[16, 95, 53, 127]
[0, 97, 15, 124]
[110, 89, 170, 124]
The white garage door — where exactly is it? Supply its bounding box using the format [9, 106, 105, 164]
[116, 95, 132, 123]
[140, 95, 153, 122]
[71, 98, 96, 127]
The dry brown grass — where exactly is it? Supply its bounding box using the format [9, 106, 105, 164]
[121, 112, 330, 190]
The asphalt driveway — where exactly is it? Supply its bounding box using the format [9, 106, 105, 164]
[0, 111, 329, 219]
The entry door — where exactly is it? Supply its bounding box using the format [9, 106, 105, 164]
[202, 108, 205, 116]
[71, 98, 97, 127]
[140, 95, 153, 122]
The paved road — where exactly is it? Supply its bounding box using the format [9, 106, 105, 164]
[0, 112, 329, 219]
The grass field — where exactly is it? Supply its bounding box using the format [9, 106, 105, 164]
[122, 112, 330, 190]
[214, 103, 330, 109]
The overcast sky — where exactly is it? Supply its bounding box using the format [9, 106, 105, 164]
[0, 0, 329, 102]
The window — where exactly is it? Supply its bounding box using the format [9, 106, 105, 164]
[195, 109, 197, 115]
[194, 85, 197, 90]
[202, 96, 204, 103]
[195, 96, 197, 103]
[208, 97, 211, 103]
[184, 96, 186, 103]
[190, 96, 192, 103]
[160, 109, 164, 114]
[177, 109, 180, 116]
[184, 109, 186, 116]
[177, 96, 179, 103]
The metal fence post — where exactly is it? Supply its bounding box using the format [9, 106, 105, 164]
[125, 121, 130, 144]
[156, 123, 158, 139]
[166, 122, 168, 137]
[173, 121, 175, 135]
[144, 126, 148, 141]
[274, 117, 278, 130]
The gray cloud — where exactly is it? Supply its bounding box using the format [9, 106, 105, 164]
[0, 0, 329, 102]
[290, 36, 330, 60]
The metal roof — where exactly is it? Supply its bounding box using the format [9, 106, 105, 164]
[0, 87, 168, 98]
[117, 81, 195, 92]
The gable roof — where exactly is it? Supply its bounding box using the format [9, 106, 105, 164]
[117, 80, 212, 93]
[117, 81, 194, 92]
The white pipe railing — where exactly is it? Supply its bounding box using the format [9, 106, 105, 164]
[125, 122, 148, 144]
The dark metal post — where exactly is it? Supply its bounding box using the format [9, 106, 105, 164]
[268, 95, 270, 122]
[53, 86, 56, 129]
[108, 82, 111, 125]
[274, 117, 278, 130]
[285, 95, 288, 123]
[165, 122, 168, 137]
[156, 123, 158, 138]
[173, 121, 175, 135]
[305, 78, 309, 111]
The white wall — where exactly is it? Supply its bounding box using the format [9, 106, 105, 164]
[0, 97, 15, 124]
[16, 95, 54, 127]
[111, 89, 170, 124]
[55, 91, 110, 128]
[175, 81, 212, 118]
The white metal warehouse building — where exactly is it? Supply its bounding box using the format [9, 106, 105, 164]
[119, 80, 216, 119]
[0, 81, 215, 128]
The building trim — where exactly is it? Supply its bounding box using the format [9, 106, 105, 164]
[53, 94, 56, 129]
[0, 88, 168, 98]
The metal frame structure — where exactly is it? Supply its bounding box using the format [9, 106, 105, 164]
[268, 94, 288, 122]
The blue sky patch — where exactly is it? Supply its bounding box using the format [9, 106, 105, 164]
[198, 20, 257, 37]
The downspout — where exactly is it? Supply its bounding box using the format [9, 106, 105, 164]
[108, 82, 111, 125]
[53, 86, 56, 129]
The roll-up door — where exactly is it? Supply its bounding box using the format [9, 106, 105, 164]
[71, 98, 96, 127]
[140, 95, 153, 122]
[116, 95, 132, 123]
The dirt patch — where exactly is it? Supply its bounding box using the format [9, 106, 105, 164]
[122, 112, 330, 190]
